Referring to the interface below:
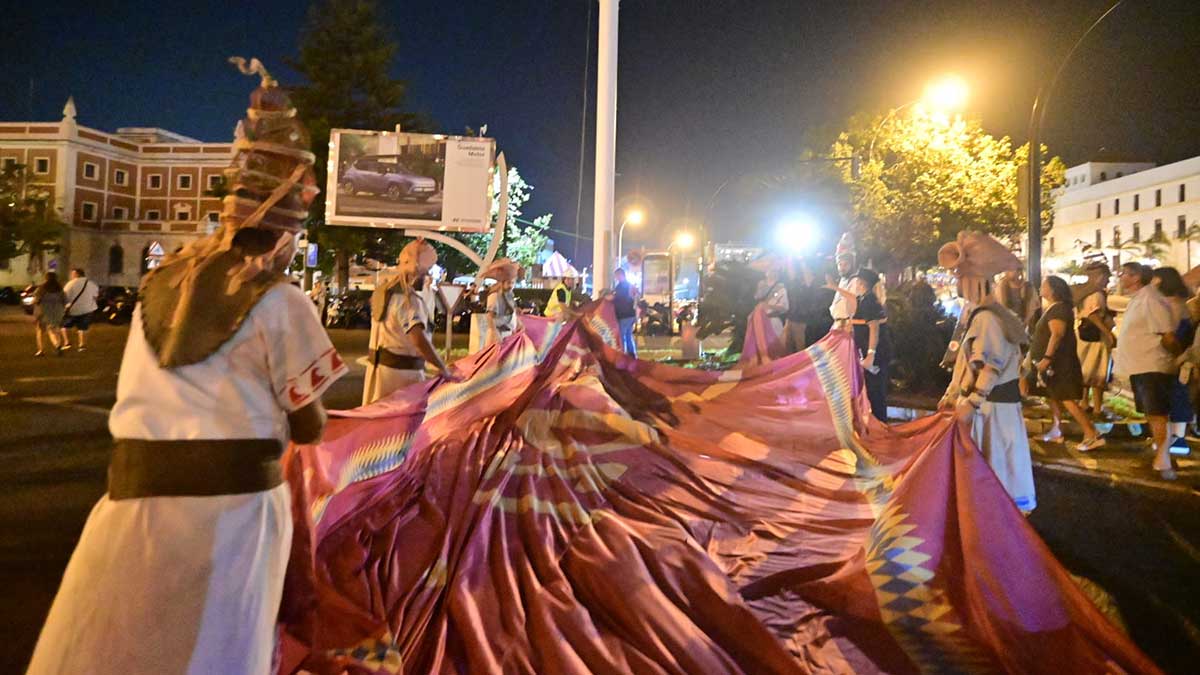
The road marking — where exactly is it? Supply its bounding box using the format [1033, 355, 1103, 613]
[20, 395, 111, 415]
[13, 374, 107, 383]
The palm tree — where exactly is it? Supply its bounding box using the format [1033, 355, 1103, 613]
[1178, 221, 1200, 271]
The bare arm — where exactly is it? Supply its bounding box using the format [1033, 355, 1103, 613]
[408, 324, 457, 378]
[288, 400, 327, 444]
[1039, 318, 1067, 366]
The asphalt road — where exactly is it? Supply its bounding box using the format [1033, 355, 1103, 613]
[0, 307, 1196, 672]
[335, 192, 443, 220]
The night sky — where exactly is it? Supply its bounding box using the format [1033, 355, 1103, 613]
[3, 0, 1198, 267]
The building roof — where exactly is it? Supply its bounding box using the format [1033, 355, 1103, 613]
[114, 127, 203, 144]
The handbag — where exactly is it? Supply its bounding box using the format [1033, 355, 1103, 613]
[1077, 316, 1101, 342]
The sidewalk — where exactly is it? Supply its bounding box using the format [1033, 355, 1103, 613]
[889, 395, 1200, 496]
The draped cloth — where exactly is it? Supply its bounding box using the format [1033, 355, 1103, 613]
[278, 299, 1158, 674]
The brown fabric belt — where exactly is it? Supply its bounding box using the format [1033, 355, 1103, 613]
[108, 438, 284, 500]
[374, 348, 425, 371]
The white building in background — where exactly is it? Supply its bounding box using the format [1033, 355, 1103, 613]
[1047, 155, 1200, 273]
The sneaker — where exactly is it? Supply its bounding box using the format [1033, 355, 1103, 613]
[61, 344, 72, 351]
[1039, 428, 1063, 443]
[78, 346, 87, 352]
[1077, 437, 1107, 452]
[1128, 423, 1143, 437]
[1169, 437, 1191, 456]
[33, 350, 44, 357]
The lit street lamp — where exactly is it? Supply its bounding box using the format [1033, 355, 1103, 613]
[616, 207, 645, 268]
[867, 74, 970, 160]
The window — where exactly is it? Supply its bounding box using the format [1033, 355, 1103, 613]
[112, 206, 128, 220]
[108, 245, 124, 275]
[83, 162, 98, 180]
[34, 157, 49, 174]
[145, 209, 161, 220]
[114, 169, 128, 186]
[1096, 203, 1101, 219]
[2, 157, 15, 171]
[1132, 223, 1140, 242]
[1100, 171, 1107, 181]
[1181, 216, 1190, 238]
[177, 174, 192, 190]
[81, 201, 97, 221]
[1156, 189, 1162, 207]
[0, 256, 9, 270]
[1113, 227, 1121, 247]
[1049, 237, 1056, 253]
[175, 208, 190, 221]
[207, 174, 222, 190]
[1095, 229, 1102, 247]
[148, 174, 162, 189]
[1182, 184, 1188, 202]
[1113, 198, 1120, 215]
[206, 211, 220, 224]
[1154, 219, 1163, 237]
[1134, 194, 1140, 211]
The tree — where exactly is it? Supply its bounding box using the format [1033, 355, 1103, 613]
[289, 0, 427, 289]
[436, 165, 552, 278]
[0, 163, 67, 274]
[830, 110, 1065, 269]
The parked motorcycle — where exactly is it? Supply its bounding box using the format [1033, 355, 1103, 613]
[324, 290, 372, 329]
[98, 286, 136, 324]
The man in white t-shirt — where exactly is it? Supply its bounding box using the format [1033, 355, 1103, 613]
[60, 268, 100, 351]
[1112, 262, 1176, 477]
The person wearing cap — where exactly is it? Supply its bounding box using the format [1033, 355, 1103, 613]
[363, 239, 461, 405]
[544, 271, 577, 320]
[28, 59, 347, 674]
[483, 258, 522, 346]
[937, 231, 1038, 512]
[829, 233, 856, 330]
[1076, 261, 1116, 418]
[843, 268, 892, 421]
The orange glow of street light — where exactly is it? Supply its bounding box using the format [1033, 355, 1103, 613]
[625, 208, 645, 226]
[923, 75, 969, 111]
[673, 231, 696, 250]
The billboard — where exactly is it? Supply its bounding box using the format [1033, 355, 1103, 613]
[641, 253, 672, 300]
[325, 129, 496, 233]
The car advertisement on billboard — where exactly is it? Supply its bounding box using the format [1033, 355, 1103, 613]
[325, 129, 496, 233]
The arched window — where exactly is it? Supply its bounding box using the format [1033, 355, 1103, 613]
[141, 241, 165, 274]
[108, 244, 124, 275]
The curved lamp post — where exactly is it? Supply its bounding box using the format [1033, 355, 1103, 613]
[1026, 1, 1125, 287]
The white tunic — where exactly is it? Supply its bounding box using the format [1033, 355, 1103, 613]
[363, 282, 431, 405]
[29, 283, 346, 675]
[950, 308, 1037, 512]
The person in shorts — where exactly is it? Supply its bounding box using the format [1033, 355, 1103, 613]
[1113, 262, 1177, 478]
[61, 268, 100, 351]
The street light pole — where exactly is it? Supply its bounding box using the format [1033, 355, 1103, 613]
[1026, 0, 1124, 288]
[592, 0, 619, 294]
[617, 217, 632, 266]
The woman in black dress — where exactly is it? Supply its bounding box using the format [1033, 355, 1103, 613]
[1028, 275, 1105, 451]
[848, 268, 892, 422]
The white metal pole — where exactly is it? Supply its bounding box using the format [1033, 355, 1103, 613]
[592, 0, 619, 294]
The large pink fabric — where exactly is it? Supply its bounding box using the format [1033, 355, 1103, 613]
[278, 300, 1158, 674]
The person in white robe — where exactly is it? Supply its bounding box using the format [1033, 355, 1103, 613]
[362, 239, 461, 405]
[28, 58, 348, 674]
[829, 232, 856, 330]
[938, 231, 1037, 513]
[482, 258, 523, 346]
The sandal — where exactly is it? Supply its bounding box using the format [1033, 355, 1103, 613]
[34, 350, 44, 357]
[1152, 457, 1178, 481]
[1077, 437, 1106, 452]
[1039, 428, 1063, 443]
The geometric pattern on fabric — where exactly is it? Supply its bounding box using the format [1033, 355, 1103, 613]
[324, 631, 402, 673]
[865, 502, 998, 674]
[310, 431, 413, 524]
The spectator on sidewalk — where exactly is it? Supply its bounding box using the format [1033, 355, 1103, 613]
[613, 268, 638, 356]
[61, 268, 100, 352]
[32, 271, 67, 357]
[847, 268, 891, 422]
[1028, 275, 1106, 451]
[997, 267, 1039, 330]
[1076, 261, 1116, 418]
[1151, 267, 1194, 453]
[1113, 262, 1177, 478]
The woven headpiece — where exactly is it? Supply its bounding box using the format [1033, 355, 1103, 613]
[835, 232, 856, 260]
[481, 258, 522, 282]
[937, 231, 1022, 279]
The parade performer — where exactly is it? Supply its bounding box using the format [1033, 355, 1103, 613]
[544, 270, 578, 319]
[829, 232, 856, 329]
[937, 231, 1037, 512]
[362, 239, 459, 405]
[28, 58, 347, 674]
[847, 267, 892, 421]
[483, 257, 522, 346]
[740, 255, 790, 364]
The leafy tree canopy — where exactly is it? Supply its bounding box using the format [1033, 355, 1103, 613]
[0, 163, 67, 273]
[830, 110, 1064, 269]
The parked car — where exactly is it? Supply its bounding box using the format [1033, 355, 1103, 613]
[339, 155, 438, 202]
[0, 286, 20, 305]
